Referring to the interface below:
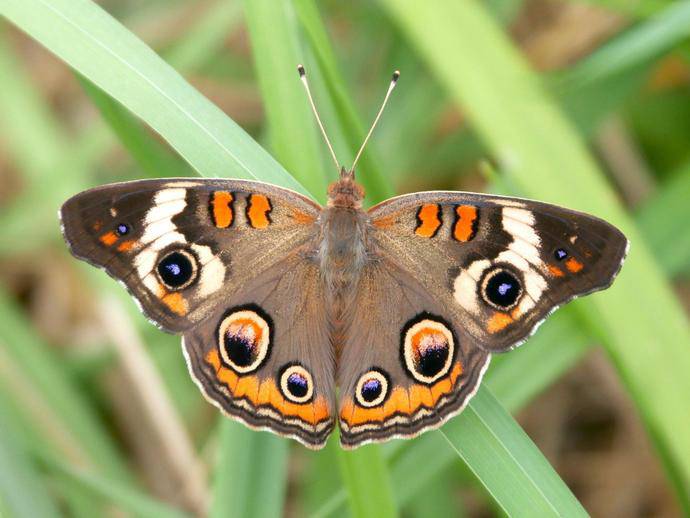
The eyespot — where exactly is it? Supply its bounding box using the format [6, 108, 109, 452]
[354, 369, 389, 407]
[217, 308, 271, 374]
[401, 316, 455, 384]
[554, 248, 568, 261]
[115, 223, 131, 236]
[156, 249, 198, 290]
[480, 268, 522, 310]
[279, 364, 314, 404]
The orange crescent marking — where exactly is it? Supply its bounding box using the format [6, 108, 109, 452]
[415, 204, 442, 237]
[99, 231, 118, 246]
[565, 257, 584, 273]
[312, 396, 330, 423]
[211, 191, 234, 228]
[548, 264, 565, 277]
[449, 362, 463, 384]
[117, 240, 136, 252]
[234, 375, 260, 403]
[258, 378, 273, 405]
[340, 399, 354, 420]
[247, 194, 272, 229]
[157, 284, 188, 316]
[350, 405, 386, 426]
[487, 311, 513, 333]
[453, 205, 478, 242]
[430, 378, 452, 403]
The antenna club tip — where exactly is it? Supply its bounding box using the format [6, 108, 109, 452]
[297, 64, 306, 77]
[392, 70, 400, 82]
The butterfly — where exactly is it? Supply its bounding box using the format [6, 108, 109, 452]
[60, 68, 628, 449]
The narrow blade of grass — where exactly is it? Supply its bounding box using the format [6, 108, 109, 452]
[210, 422, 288, 518]
[79, 76, 192, 179]
[336, 443, 397, 518]
[440, 388, 587, 517]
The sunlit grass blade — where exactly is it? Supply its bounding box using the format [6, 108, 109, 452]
[440, 388, 587, 517]
[383, 0, 690, 504]
[637, 161, 690, 276]
[1, 0, 305, 194]
[210, 422, 288, 518]
[79, 76, 192, 179]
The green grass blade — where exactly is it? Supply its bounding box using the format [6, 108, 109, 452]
[1, 0, 305, 194]
[164, 1, 242, 73]
[440, 389, 588, 517]
[383, 1, 690, 502]
[337, 444, 397, 518]
[0, 398, 61, 518]
[637, 162, 690, 276]
[243, 0, 327, 197]
[79, 76, 192, 179]
[566, 2, 690, 86]
[210, 422, 288, 518]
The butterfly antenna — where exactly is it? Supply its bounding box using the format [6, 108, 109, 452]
[350, 70, 400, 173]
[297, 64, 340, 172]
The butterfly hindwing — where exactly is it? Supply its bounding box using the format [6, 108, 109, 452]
[337, 261, 490, 448]
[182, 255, 335, 449]
[368, 191, 628, 353]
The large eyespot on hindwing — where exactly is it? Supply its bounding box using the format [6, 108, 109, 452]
[217, 306, 272, 374]
[278, 363, 314, 404]
[479, 266, 523, 311]
[401, 315, 456, 385]
[156, 248, 199, 291]
[354, 368, 390, 408]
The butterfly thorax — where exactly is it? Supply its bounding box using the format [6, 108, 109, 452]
[319, 171, 369, 348]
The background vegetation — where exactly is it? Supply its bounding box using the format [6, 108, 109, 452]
[1, 0, 689, 516]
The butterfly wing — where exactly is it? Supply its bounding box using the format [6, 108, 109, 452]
[367, 191, 628, 353]
[60, 178, 321, 332]
[337, 261, 490, 448]
[182, 255, 335, 448]
[336, 191, 626, 448]
[61, 178, 335, 448]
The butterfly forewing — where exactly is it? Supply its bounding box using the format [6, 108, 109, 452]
[368, 191, 628, 353]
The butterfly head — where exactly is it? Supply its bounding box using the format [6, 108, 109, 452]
[327, 167, 365, 208]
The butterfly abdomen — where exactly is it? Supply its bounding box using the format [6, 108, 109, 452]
[318, 206, 369, 345]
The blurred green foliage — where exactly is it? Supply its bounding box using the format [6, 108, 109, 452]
[1, 0, 689, 516]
